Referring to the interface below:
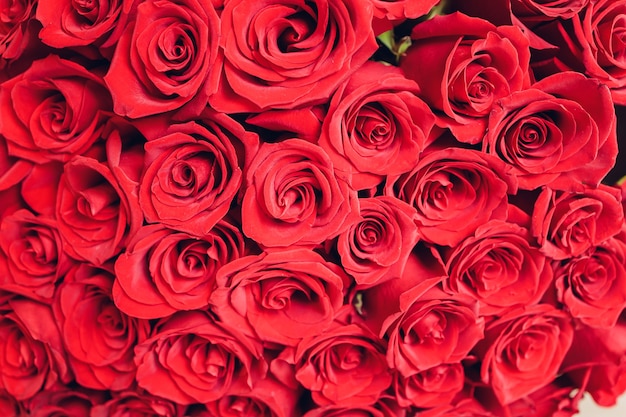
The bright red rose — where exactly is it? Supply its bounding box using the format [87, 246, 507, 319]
[371, 0, 440, 21]
[24, 387, 106, 417]
[211, 249, 347, 347]
[0, 126, 31, 191]
[0, 0, 37, 68]
[503, 379, 580, 417]
[0, 209, 72, 300]
[294, 322, 391, 407]
[0, 297, 70, 400]
[477, 304, 574, 405]
[91, 391, 185, 417]
[104, 0, 221, 118]
[113, 220, 245, 319]
[383, 286, 484, 376]
[337, 196, 418, 289]
[37, 0, 137, 50]
[532, 185, 624, 260]
[484, 72, 617, 190]
[0, 55, 112, 164]
[385, 148, 517, 247]
[134, 310, 266, 405]
[394, 362, 464, 409]
[442, 220, 552, 316]
[53, 264, 150, 391]
[303, 398, 404, 417]
[209, 0, 378, 112]
[138, 111, 258, 236]
[400, 12, 531, 143]
[318, 61, 435, 190]
[242, 139, 359, 247]
[417, 399, 497, 417]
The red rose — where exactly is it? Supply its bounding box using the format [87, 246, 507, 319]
[24, 387, 105, 417]
[138, 111, 257, 236]
[442, 220, 552, 316]
[113, 220, 245, 319]
[0, 0, 37, 67]
[211, 249, 347, 347]
[0, 297, 70, 400]
[371, 0, 440, 21]
[400, 12, 531, 143]
[242, 139, 359, 247]
[294, 322, 391, 407]
[383, 287, 484, 376]
[532, 185, 624, 260]
[0, 55, 112, 163]
[484, 72, 617, 190]
[53, 264, 150, 390]
[554, 234, 626, 328]
[0, 209, 72, 300]
[36, 0, 137, 50]
[91, 391, 184, 417]
[209, 0, 378, 112]
[385, 148, 517, 247]
[134, 310, 266, 404]
[0, 136, 31, 192]
[303, 399, 403, 417]
[337, 196, 418, 288]
[104, 0, 221, 118]
[477, 304, 574, 405]
[510, 0, 589, 19]
[417, 399, 497, 417]
[394, 362, 464, 409]
[0, 389, 22, 416]
[318, 61, 435, 190]
[503, 379, 580, 417]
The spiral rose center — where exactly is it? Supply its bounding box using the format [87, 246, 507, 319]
[97, 303, 125, 337]
[39, 95, 71, 140]
[409, 311, 447, 345]
[355, 104, 394, 149]
[159, 25, 194, 73]
[331, 344, 365, 371]
[71, 0, 98, 22]
[176, 241, 213, 278]
[22, 228, 57, 269]
[76, 182, 120, 220]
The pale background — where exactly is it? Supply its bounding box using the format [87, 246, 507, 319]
[579, 394, 626, 416]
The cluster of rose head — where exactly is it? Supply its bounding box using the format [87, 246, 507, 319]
[1, 0, 626, 416]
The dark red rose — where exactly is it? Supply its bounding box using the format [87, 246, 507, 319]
[400, 12, 531, 143]
[0, 297, 70, 400]
[37, 0, 137, 50]
[383, 286, 484, 376]
[134, 310, 266, 405]
[211, 249, 347, 347]
[477, 304, 574, 405]
[385, 148, 517, 247]
[0, 55, 112, 163]
[209, 0, 378, 112]
[0, 389, 22, 417]
[484, 72, 617, 190]
[0, 0, 37, 67]
[242, 139, 359, 247]
[24, 387, 105, 417]
[532, 185, 624, 260]
[510, 0, 589, 19]
[138, 111, 258, 236]
[394, 362, 464, 409]
[104, 0, 221, 118]
[318, 61, 436, 190]
[91, 391, 185, 417]
[113, 220, 245, 319]
[337, 196, 418, 288]
[294, 322, 391, 407]
[0, 209, 72, 300]
[53, 264, 150, 390]
[442, 220, 552, 316]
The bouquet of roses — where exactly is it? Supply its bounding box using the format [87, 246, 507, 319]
[1, 0, 626, 415]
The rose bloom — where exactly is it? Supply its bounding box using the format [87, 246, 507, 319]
[502, 379, 580, 417]
[24, 387, 106, 417]
[478, 304, 574, 405]
[36, 0, 137, 51]
[400, 12, 531, 143]
[53, 264, 150, 391]
[318, 61, 435, 190]
[383, 286, 484, 376]
[209, 0, 378, 112]
[0, 389, 22, 416]
[443, 220, 552, 316]
[91, 391, 184, 417]
[242, 139, 359, 247]
[0, 0, 37, 68]
[134, 310, 266, 405]
[0, 55, 112, 163]
[113, 221, 245, 319]
[138, 111, 258, 236]
[417, 399, 497, 417]
[554, 234, 626, 328]
[484, 72, 617, 190]
[394, 362, 464, 409]
[385, 147, 516, 247]
[510, 0, 589, 20]
[104, 0, 221, 118]
[0, 297, 70, 401]
[532, 185, 624, 260]
[210, 249, 346, 347]
[294, 323, 391, 406]
[0, 209, 72, 300]
[303, 398, 404, 417]
[336, 196, 418, 288]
